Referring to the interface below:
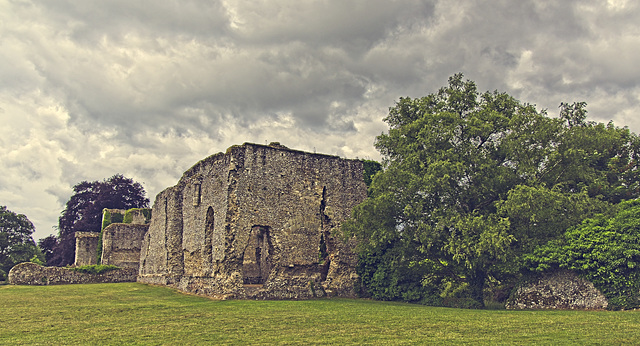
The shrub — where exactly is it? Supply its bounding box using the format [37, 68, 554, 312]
[356, 244, 442, 304]
[524, 199, 640, 309]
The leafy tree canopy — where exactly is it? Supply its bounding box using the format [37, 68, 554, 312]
[37, 235, 58, 264]
[343, 74, 640, 307]
[0, 206, 42, 279]
[49, 174, 150, 266]
[362, 159, 382, 188]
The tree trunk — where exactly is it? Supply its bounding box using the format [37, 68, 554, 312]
[468, 268, 485, 308]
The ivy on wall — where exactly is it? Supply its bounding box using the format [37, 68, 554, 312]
[96, 208, 151, 264]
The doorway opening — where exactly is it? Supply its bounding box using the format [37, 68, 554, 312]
[242, 226, 273, 285]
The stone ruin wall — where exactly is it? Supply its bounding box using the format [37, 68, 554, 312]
[229, 144, 366, 298]
[506, 270, 609, 310]
[138, 150, 230, 286]
[95, 208, 151, 271]
[8, 262, 137, 285]
[74, 232, 100, 266]
[138, 143, 367, 299]
[100, 223, 149, 270]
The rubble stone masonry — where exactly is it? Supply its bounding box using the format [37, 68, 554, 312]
[138, 143, 367, 299]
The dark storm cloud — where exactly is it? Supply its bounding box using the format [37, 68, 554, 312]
[35, 0, 232, 42]
[5, 0, 438, 137]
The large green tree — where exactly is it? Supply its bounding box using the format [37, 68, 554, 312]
[0, 206, 42, 280]
[344, 74, 640, 307]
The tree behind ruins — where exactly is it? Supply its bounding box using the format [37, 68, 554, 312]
[48, 174, 149, 266]
[0, 206, 42, 279]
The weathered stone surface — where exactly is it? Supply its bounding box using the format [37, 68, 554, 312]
[506, 270, 609, 310]
[8, 262, 137, 285]
[74, 232, 99, 266]
[101, 223, 149, 270]
[138, 142, 367, 299]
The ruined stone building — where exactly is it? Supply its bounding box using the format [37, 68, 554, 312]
[74, 208, 150, 268]
[136, 143, 367, 299]
[67, 143, 367, 298]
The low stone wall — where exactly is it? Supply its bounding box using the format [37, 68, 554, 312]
[506, 270, 608, 310]
[8, 262, 137, 285]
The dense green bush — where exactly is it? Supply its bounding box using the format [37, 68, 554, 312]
[362, 160, 382, 188]
[357, 244, 434, 303]
[524, 199, 640, 309]
[356, 242, 476, 307]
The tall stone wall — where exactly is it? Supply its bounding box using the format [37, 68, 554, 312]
[101, 223, 149, 270]
[74, 232, 100, 266]
[138, 143, 367, 299]
[138, 187, 186, 285]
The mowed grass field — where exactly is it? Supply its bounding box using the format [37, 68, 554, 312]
[1, 283, 639, 344]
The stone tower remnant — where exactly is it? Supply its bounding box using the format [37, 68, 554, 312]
[74, 232, 100, 266]
[138, 142, 367, 299]
[100, 208, 151, 270]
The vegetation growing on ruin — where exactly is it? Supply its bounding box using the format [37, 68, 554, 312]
[2, 283, 640, 344]
[123, 208, 152, 224]
[97, 207, 151, 264]
[68, 264, 120, 275]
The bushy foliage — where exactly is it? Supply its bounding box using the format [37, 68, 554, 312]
[357, 243, 431, 302]
[30, 255, 44, 265]
[344, 74, 640, 307]
[37, 235, 58, 264]
[362, 160, 382, 188]
[524, 199, 640, 309]
[0, 206, 42, 280]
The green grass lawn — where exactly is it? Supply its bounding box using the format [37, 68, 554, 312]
[1, 283, 639, 344]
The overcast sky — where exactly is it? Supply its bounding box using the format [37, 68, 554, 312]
[2, 0, 640, 240]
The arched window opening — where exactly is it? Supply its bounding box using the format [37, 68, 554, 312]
[193, 183, 201, 206]
[204, 207, 214, 261]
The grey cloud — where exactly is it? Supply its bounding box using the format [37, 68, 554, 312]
[32, 0, 232, 43]
[228, 1, 436, 48]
